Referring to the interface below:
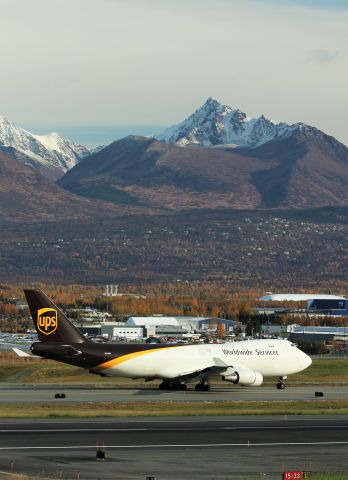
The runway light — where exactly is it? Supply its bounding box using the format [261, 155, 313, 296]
[96, 441, 105, 460]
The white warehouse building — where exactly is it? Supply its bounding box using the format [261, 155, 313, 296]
[126, 316, 185, 337]
[126, 316, 180, 327]
[113, 326, 144, 340]
[259, 293, 346, 302]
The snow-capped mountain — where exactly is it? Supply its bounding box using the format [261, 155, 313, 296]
[0, 114, 90, 179]
[156, 97, 306, 148]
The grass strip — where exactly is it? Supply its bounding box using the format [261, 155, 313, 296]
[0, 358, 348, 385]
[0, 400, 347, 418]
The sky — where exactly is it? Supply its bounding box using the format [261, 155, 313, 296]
[0, 0, 347, 147]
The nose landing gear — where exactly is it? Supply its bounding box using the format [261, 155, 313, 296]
[276, 376, 287, 389]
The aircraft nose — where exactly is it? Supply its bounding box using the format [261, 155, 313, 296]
[302, 351, 312, 369]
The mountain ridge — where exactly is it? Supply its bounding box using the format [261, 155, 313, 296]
[0, 150, 157, 222]
[58, 131, 347, 210]
[155, 97, 345, 151]
[0, 114, 90, 180]
[2, 98, 347, 214]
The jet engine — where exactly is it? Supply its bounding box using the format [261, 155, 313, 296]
[222, 369, 263, 386]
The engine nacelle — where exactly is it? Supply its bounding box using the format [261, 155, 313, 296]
[222, 369, 263, 386]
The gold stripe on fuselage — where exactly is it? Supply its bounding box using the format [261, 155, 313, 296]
[94, 346, 180, 371]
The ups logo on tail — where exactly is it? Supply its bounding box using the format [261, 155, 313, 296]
[37, 308, 58, 335]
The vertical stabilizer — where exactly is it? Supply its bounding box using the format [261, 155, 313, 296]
[24, 289, 87, 344]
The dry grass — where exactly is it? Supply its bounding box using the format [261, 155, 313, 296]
[0, 400, 347, 418]
[0, 354, 347, 386]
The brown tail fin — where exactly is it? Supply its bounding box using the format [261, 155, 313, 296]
[24, 289, 87, 344]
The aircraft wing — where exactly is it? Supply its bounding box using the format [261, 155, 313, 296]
[158, 356, 231, 380]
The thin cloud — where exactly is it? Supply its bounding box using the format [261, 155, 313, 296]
[260, 0, 348, 10]
[309, 49, 340, 64]
[295, 0, 348, 9]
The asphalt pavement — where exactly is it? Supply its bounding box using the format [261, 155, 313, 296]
[0, 384, 346, 403]
[0, 416, 347, 479]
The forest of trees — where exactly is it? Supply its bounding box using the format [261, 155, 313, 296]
[0, 208, 346, 289]
[0, 283, 347, 334]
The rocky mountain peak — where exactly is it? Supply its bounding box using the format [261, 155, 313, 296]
[155, 98, 302, 148]
[0, 113, 90, 179]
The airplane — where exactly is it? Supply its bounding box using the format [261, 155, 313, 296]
[20, 288, 312, 391]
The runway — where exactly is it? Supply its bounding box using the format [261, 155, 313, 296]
[0, 384, 346, 403]
[0, 417, 347, 479]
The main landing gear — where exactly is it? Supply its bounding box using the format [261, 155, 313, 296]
[276, 376, 287, 390]
[159, 380, 187, 391]
[159, 379, 211, 392]
[195, 380, 210, 392]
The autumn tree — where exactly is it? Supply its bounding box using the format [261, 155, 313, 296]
[216, 322, 225, 339]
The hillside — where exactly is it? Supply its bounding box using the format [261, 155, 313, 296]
[0, 151, 148, 221]
[58, 132, 347, 210]
[1, 99, 346, 287]
[1, 147, 346, 288]
[0, 207, 346, 289]
[58, 135, 273, 210]
[241, 126, 348, 208]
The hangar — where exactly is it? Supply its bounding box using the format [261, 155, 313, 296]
[308, 299, 348, 316]
[126, 316, 180, 327]
[259, 293, 346, 302]
[287, 325, 348, 345]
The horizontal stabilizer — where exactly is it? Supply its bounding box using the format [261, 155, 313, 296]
[31, 343, 82, 357]
[12, 347, 39, 358]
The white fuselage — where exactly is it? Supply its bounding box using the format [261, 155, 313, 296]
[99, 339, 311, 383]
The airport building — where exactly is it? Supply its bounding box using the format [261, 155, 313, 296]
[260, 324, 348, 353]
[111, 326, 144, 340]
[259, 293, 346, 302]
[287, 325, 348, 345]
[127, 316, 179, 328]
[126, 317, 185, 338]
[261, 324, 287, 338]
[307, 299, 348, 316]
[77, 315, 240, 341]
[257, 294, 348, 317]
[126, 316, 239, 336]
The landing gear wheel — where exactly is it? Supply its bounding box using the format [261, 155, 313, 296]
[172, 382, 187, 391]
[159, 381, 186, 390]
[195, 383, 210, 392]
[159, 381, 171, 390]
[276, 376, 286, 389]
